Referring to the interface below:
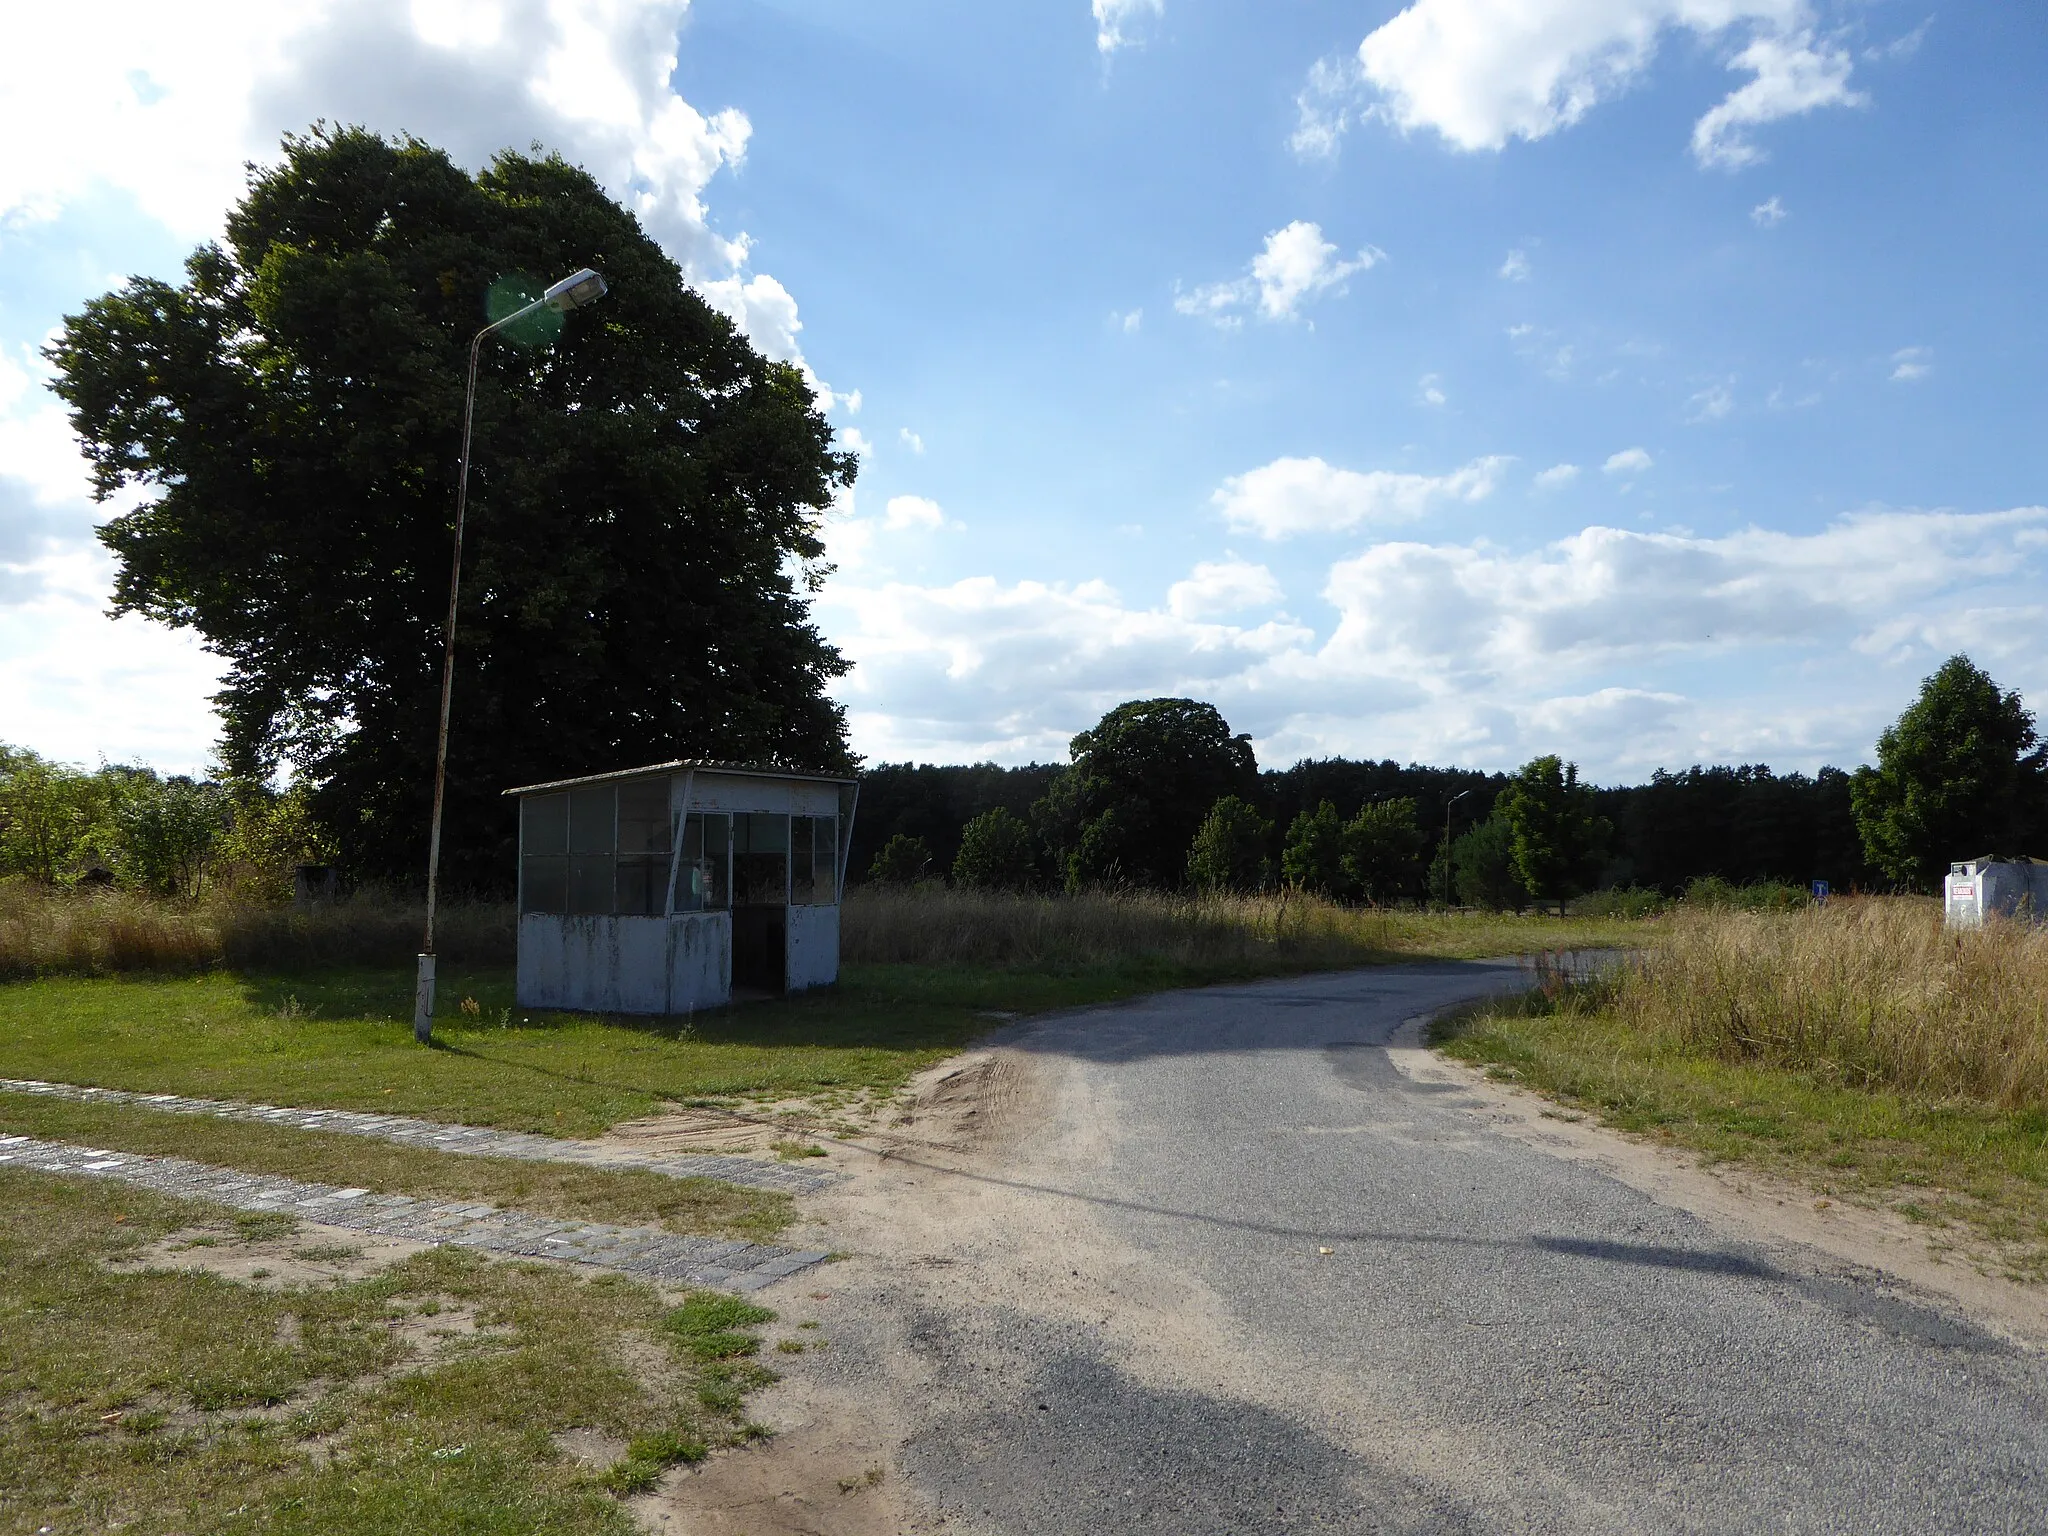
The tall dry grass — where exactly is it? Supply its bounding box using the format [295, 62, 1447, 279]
[1612, 897, 2048, 1109]
[0, 883, 514, 978]
[841, 885, 1414, 971]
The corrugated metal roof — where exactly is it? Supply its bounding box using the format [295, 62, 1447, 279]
[503, 759, 858, 796]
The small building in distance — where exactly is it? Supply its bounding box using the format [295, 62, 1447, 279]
[506, 760, 858, 1014]
[1943, 855, 2048, 929]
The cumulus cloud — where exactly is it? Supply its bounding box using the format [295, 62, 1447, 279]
[0, 1, 827, 375]
[1093, 0, 1163, 53]
[1312, 0, 1863, 170]
[1534, 463, 1581, 490]
[1751, 194, 1788, 226]
[1214, 455, 1510, 539]
[883, 495, 948, 531]
[1177, 221, 1382, 325]
[1499, 248, 1531, 281]
[1418, 373, 1448, 407]
[1166, 558, 1285, 620]
[816, 505, 2048, 775]
[899, 428, 926, 454]
[840, 427, 875, 457]
[1890, 347, 1932, 383]
[1603, 447, 1654, 475]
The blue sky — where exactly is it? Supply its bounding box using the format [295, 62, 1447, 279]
[2, 1, 2043, 780]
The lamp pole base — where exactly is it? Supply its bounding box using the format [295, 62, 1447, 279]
[414, 953, 436, 1044]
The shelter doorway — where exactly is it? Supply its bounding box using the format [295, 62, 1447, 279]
[731, 812, 789, 994]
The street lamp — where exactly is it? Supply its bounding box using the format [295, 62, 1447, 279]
[1440, 789, 1472, 910]
[414, 267, 609, 1044]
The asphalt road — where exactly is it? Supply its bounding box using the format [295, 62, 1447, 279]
[808, 960, 2048, 1534]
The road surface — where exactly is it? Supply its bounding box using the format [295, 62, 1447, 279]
[654, 958, 2048, 1534]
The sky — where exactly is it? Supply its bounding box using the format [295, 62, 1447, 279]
[2, 0, 2044, 783]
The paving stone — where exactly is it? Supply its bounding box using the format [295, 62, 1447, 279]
[0, 1076, 836, 1195]
[0, 1133, 827, 1291]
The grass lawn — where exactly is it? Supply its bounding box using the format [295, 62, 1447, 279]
[0, 916, 1640, 1139]
[1434, 1001, 2048, 1283]
[0, 1168, 799, 1535]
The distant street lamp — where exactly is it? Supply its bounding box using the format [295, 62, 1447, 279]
[415, 268, 609, 1044]
[1440, 789, 1472, 910]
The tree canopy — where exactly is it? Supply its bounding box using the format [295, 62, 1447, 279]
[1038, 699, 1257, 889]
[1494, 756, 1609, 913]
[48, 127, 855, 887]
[1851, 655, 2047, 890]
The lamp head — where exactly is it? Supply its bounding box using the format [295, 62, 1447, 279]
[544, 268, 608, 312]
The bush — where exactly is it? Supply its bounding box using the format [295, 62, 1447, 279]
[1575, 885, 1666, 919]
[1682, 876, 1808, 912]
[867, 833, 934, 886]
[1452, 817, 1526, 912]
[951, 808, 1039, 891]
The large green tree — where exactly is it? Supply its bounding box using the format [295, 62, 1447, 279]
[1494, 756, 1609, 914]
[1341, 797, 1424, 905]
[1851, 655, 2046, 890]
[1036, 699, 1257, 889]
[48, 128, 855, 887]
[1186, 795, 1272, 893]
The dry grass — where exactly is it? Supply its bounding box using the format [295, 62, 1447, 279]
[0, 882, 514, 977]
[1606, 897, 2048, 1109]
[840, 885, 1641, 972]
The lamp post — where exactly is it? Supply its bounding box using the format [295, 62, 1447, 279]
[415, 267, 609, 1044]
[1440, 789, 1472, 911]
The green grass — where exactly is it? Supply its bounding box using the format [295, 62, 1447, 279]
[0, 1168, 778, 1534]
[0, 1091, 791, 1240]
[0, 922, 1640, 1138]
[1433, 998, 2048, 1282]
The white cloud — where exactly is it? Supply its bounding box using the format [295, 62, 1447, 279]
[1291, 56, 1360, 159]
[1110, 308, 1144, 333]
[1418, 373, 1447, 407]
[1093, 0, 1162, 53]
[1890, 346, 1932, 383]
[1177, 221, 1382, 325]
[817, 505, 2048, 775]
[1214, 454, 1510, 539]
[0, 1, 834, 375]
[899, 428, 926, 455]
[883, 495, 947, 531]
[840, 428, 875, 457]
[1166, 558, 1285, 620]
[1499, 248, 1531, 281]
[1687, 382, 1734, 422]
[1334, 0, 1861, 169]
[1603, 447, 1654, 475]
[1751, 194, 1787, 226]
[1534, 463, 1581, 490]
[839, 389, 863, 415]
[1690, 29, 1863, 169]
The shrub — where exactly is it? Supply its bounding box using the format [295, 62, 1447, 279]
[867, 833, 934, 886]
[1682, 876, 1808, 912]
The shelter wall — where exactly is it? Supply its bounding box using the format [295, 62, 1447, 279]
[516, 911, 733, 1014]
[786, 904, 840, 993]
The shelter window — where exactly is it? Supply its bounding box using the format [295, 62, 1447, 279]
[614, 779, 673, 917]
[520, 793, 569, 915]
[675, 813, 730, 912]
[522, 778, 673, 917]
[789, 816, 838, 906]
[733, 813, 789, 907]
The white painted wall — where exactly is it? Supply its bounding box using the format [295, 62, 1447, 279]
[516, 911, 735, 1013]
[1944, 860, 2048, 928]
[786, 903, 840, 993]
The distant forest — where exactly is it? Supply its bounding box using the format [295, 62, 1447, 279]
[846, 758, 1869, 895]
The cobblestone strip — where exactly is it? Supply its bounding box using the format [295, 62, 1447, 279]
[0, 1077, 835, 1196]
[0, 1133, 829, 1292]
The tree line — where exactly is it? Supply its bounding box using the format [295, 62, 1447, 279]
[851, 657, 2047, 904]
